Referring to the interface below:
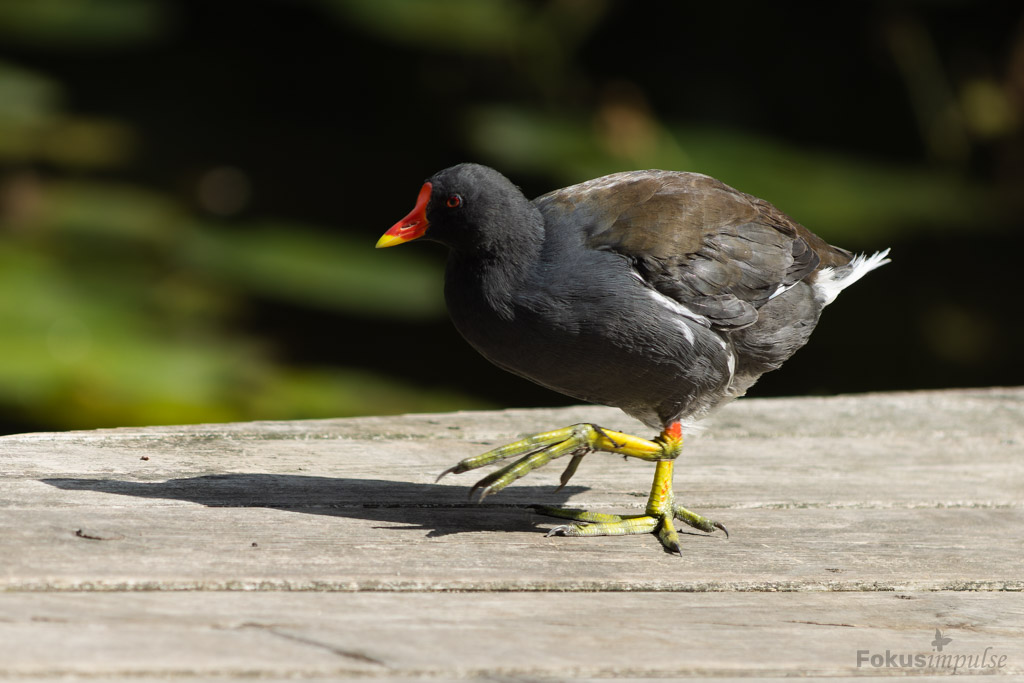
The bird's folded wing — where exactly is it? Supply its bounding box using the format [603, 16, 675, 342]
[538, 171, 844, 330]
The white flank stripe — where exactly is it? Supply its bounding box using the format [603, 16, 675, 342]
[641, 287, 713, 346]
[768, 282, 797, 300]
[629, 268, 712, 343]
[671, 317, 695, 344]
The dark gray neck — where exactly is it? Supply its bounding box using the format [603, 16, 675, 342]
[444, 205, 544, 321]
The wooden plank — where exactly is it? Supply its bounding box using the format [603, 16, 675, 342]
[0, 506, 1021, 591]
[4, 388, 1021, 509]
[0, 593, 1021, 678]
[1, 388, 1022, 679]
[1, 389, 1020, 591]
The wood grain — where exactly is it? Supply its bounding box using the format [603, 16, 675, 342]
[1, 388, 1022, 678]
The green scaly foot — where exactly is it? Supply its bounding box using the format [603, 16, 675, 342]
[436, 421, 727, 554]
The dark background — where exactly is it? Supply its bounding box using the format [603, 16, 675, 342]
[1, 0, 1021, 435]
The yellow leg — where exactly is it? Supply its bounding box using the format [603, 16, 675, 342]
[439, 421, 727, 554]
[538, 425, 726, 554]
[437, 423, 665, 500]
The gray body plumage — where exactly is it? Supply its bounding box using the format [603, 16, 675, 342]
[427, 164, 888, 429]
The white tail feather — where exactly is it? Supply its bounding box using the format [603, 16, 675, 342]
[813, 249, 891, 306]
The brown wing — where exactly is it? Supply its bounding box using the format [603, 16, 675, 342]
[535, 170, 851, 329]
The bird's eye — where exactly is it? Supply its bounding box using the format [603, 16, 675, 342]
[446, 194, 462, 209]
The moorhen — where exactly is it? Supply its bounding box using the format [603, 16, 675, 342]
[377, 163, 889, 554]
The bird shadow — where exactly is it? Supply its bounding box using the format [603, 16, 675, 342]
[39, 473, 589, 539]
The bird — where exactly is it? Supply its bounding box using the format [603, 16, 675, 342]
[377, 163, 889, 554]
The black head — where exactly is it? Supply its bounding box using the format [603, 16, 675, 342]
[377, 163, 540, 254]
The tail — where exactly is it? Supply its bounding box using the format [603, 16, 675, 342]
[812, 249, 891, 306]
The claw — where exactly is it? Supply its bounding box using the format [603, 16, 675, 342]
[657, 516, 683, 557]
[439, 421, 721, 554]
[672, 501, 726, 537]
[435, 466, 457, 483]
[554, 452, 586, 492]
[467, 470, 508, 501]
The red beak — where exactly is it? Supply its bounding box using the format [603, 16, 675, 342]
[376, 182, 432, 248]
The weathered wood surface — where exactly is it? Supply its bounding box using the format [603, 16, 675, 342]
[1, 387, 1022, 679]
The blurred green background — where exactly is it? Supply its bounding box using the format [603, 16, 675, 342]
[0, 0, 1021, 435]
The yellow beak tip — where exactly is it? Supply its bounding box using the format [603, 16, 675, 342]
[375, 234, 406, 249]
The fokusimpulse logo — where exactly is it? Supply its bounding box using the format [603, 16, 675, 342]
[857, 629, 1008, 674]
